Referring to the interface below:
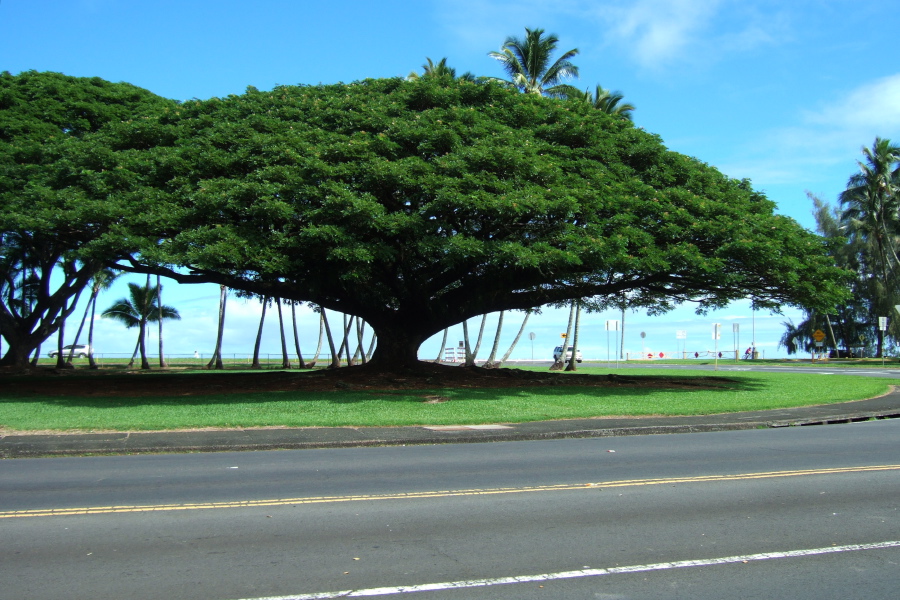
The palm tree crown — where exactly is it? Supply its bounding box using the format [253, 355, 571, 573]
[577, 84, 635, 120]
[408, 57, 476, 82]
[488, 27, 580, 98]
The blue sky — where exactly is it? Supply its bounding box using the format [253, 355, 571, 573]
[3, 0, 899, 361]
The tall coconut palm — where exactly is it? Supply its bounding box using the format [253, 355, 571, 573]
[289, 302, 308, 369]
[251, 296, 269, 369]
[408, 57, 477, 81]
[435, 327, 449, 363]
[463, 314, 488, 367]
[156, 274, 168, 368]
[483, 311, 505, 368]
[68, 267, 120, 368]
[551, 301, 578, 370]
[839, 137, 900, 356]
[274, 297, 291, 369]
[565, 300, 583, 371]
[207, 285, 227, 370]
[488, 27, 580, 98]
[498, 309, 532, 366]
[102, 280, 180, 370]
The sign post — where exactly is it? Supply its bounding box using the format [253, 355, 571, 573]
[712, 323, 721, 370]
[812, 329, 825, 362]
[606, 320, 620, 368]
[879, 317, 888, 367]
[732, 323, 740, 361]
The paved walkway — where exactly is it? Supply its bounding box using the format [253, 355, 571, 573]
[2, 391, 899, 458]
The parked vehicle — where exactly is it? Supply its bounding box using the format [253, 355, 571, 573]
[553, 345, 583, 363]
[48, 344, 91, 358]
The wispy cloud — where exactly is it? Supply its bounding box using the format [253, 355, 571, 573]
[718, 73, 900, 189]
[603, 0, 721, 68]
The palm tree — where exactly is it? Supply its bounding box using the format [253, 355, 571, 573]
[565, 300, 583, 371]
[576, 84, 635, 120]
[498, 309, 532, 366]
[551, 301, 578, 370]
[408, 57, 477, 81]
[319, 307, 341, 368]
[251, 296, 269, 369]
[488, 27, 580, 98]
[156, 274, 168, 368]
[289, 301, 308, 368]
[275, 297, 291, 369]
[483, 311, 505, 368]
[102, 280, 180, 369]
[207, 285, 227, 369]
[839, 137, 900, 356]
[435, 327, 449, 363]
[463, 314, 488, 366]
[68, 267, 120, 368]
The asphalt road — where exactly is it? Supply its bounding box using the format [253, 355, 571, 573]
[2, 420, 898, 599]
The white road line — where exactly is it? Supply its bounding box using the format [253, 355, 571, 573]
[232, 540, 900, 600]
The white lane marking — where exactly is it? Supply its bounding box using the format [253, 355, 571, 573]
[232, 540, 900, 599]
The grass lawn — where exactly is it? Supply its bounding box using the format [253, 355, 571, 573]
[0, 367, 895, 433]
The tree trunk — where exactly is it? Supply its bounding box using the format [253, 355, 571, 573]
[355, 318, 366, 365]
[138, 317, 150, 370]
[365, 325, 427, 369]
[321, 308, 341, 369]
[206, 285, 227, 370]
[67, 288, 97, 367]
[309, 311, 325, 367]
[483, 311, 505, 368]
[551, 302, 577, 370]
[276, 297, 291, 369]
[88, 291, 100, 368]
[290, 302, 308, 368]
[435, 328, 448, 363]
[499, 309, 531, 365]
[565, 300, 582, 371]
[54, 311, 69, 369]
[464, 314, 487, 367]
[251, 296, 268, 369]
[127, 335, 140, 368]
[157, 274, 167, 368]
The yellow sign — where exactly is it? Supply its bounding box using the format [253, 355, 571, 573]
[561, 333, 567, 338]
[813, 329, 826, 342]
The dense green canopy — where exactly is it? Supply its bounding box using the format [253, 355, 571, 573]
[0, 71, 174, 366]
[101, 76, 849, 367]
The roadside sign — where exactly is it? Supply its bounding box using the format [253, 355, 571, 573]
[879, 317, 888, 331]
[712, 323, 721, 340]
[606, 320, 620, 331]
[676, 330, 687, 339]
[813, 329, 825, 342]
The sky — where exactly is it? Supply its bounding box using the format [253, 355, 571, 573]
[3, 0, 899, 362]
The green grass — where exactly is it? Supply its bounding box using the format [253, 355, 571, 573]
[0, 368, 895, 432]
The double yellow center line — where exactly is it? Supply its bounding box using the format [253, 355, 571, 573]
[3, 464, 898, 519]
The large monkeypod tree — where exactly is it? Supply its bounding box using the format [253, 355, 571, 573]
[111, 77, 850, 369]
[0, 71, 174, 367]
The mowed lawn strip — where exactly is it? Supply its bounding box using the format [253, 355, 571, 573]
[0, 369, 895, 432]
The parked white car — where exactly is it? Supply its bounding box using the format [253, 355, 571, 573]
[553, 345, 583, 363]
[48, 344, 91, 358]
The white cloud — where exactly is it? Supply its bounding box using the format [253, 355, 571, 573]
[718, 73, 900, 192]
[804, 73, 900, 132]
[604, 0, 720, 68]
